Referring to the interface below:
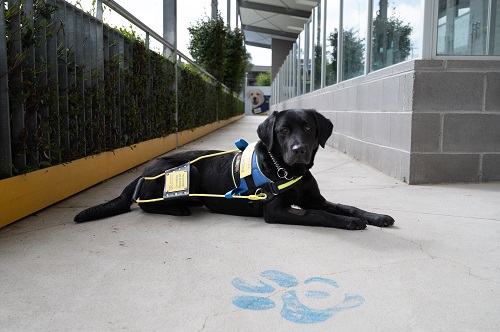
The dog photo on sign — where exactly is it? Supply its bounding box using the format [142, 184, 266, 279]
[75, 109, 394, 230]
[246, 88, 269, 115]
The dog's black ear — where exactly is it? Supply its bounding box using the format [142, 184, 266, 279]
[257, 111, 277, 150]
[307, 109, 333, 148]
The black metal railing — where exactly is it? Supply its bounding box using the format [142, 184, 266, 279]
[0, 0, 243, 179]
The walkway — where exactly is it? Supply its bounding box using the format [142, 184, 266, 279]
[1, 116, 499, 331]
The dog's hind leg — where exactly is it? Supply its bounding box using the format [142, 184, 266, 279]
[74, 177, 141, 223]
[137, 164, 203, 217]
[139, 201, 192, 216]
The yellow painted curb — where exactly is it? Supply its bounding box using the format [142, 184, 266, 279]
[0, 115, 244, 228]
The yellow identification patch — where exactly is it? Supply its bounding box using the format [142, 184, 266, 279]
[165, 170, 188, 192]
[163, 163, 190, 199]
[240, 142, 256, 178]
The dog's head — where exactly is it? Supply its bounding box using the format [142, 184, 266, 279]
[257, 109, 333, 170]
[246, 89, 265, 107]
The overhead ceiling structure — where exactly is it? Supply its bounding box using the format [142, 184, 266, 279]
[237, 0, 319, 49]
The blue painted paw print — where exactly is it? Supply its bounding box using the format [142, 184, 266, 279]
[232, 270, 364, 324]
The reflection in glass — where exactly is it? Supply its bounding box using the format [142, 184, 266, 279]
[325, 0, 339, 86]
[371, 0, 420, 71]
[496, 1, 500, 54]
[306, 18, 313, 93]
[342, 0, 368, 80]
[298, 31, 305, 96]
[287, 51, 293, 99]
[437, 0, 499, 55]
[313, 4, 323, 90]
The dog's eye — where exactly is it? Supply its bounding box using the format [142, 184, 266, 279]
[280, 127, 289, 134]
[304, 125, 311, 132]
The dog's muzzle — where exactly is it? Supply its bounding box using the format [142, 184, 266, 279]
[284, 145, 310, 165]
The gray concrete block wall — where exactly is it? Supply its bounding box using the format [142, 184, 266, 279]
[411, 113, 441, 152]
[272, 59, 500, 184]
[442, 114, 500, 152]
[483, 154, 500, 181]
[410, 154, 481, 183]
[410, 60, 500, 183]
[486, 72, 500, 111]
[412, 72, 485, 111]
[273, 62, 415, 182]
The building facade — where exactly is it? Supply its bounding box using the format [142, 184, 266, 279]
[270, 0, 500, 184]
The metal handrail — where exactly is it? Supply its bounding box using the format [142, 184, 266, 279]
[98, 0, 236, 94]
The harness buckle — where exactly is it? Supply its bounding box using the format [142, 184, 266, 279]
[268, 183, 280, 196]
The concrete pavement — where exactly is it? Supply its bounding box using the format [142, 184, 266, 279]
[1, 115, 499, 331]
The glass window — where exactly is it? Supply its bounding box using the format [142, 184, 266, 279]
[284, 53, 290, 100]
[298, 31, 306, 95]
[371, 0, 422, 71]
[437, 0, 500, 55]
[496, 2, 500, 55]
[342, 0, 368, 80]
[293, 42, 299, 97]
[306, 19, 313, 93]
[325, 0, 340, 86]
[313, 5, 323, 90]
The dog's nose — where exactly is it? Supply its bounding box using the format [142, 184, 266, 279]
[292, 144, 306, 155]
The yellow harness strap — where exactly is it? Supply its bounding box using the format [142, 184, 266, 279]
[134, 147, 303, 204]
[135, 149, 269, 203]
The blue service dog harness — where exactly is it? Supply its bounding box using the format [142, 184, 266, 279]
[132, 139, 302, 204]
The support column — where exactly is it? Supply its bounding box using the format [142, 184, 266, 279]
[271, 39, 294, 80]
[212, 0, 218, 18]
[163, 0, 177, 55]
[164, 0, 178, 147]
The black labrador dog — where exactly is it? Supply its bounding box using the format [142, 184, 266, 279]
[74, 109, 394, 230]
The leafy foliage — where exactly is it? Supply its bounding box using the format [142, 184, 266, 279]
[327, 28, 365, 81]
[314, 44, 323, 88]
[1, 2, 243, 179]
[188, 15, 226, 81]
[223, 27, 250, 93]
[372, 1, 413, 70]
[188, 14, 250, 94]
[256, 70, 271, 86]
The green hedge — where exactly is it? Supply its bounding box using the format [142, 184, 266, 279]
[1, 0, 243, 179]
[178, 64, 243, 131]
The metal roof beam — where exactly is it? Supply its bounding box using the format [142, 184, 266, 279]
[242, 24, 298, 40]
[245, 41, 272, 49]
[239, 1, 311, 18]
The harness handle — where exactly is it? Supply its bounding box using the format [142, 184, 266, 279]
[189, 149, 240, 165]
[133, 140, 301, 204]
[132, 177, 145, 203]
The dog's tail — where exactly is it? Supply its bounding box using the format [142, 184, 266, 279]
[74, 177, 140, 223]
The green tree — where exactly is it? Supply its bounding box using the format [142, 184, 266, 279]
[327, 28, 365, 81]
[188, 15, 226, 81]
[256, 70, 271, 86]
[223, 27, 250, 93]
[188, 14, 250, 93]
[314, 44, 323, 88]
[372, 0, 413, 70]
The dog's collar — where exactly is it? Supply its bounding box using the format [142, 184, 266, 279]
[267, 151, 294, 181]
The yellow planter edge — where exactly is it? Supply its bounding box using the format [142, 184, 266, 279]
[0, 115, 244, 228]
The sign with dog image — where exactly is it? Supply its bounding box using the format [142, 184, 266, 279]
[245, 86, 270, 115]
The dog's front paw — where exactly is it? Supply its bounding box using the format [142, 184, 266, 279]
[346, 218, 367, 230]
[366, 214, 394, 227]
